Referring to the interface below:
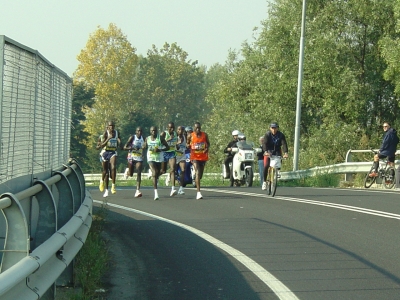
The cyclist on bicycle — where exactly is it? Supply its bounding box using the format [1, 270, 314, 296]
[369, 122, 399, 177]
[262, 122, 289, 190]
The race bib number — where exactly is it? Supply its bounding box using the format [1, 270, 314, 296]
[193, 142, 205, 153]
[108, 138, 117, 148]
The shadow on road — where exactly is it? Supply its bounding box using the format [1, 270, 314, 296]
[98, 207, 276, 300]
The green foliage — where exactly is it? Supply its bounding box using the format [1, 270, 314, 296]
[73, 2, 400, 176]
[74, 205, 109, 298]
[75, 23, 140, 139]
[204, 0, 400, 173]
[72, 24, 210, 172]
[282, 174, 341, 188]
[70, 82, 95, 166]
[135, 42, 209, 130]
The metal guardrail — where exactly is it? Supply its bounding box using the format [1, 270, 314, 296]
[83, 163, 373, 183]
[84, 150, 400, 186]
[0, 161, 92, 300]
[280, 161, 372, 180]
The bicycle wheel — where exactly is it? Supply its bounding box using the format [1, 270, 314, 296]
[383, 166, 396, 189]
[364, 166, 376, 188]
[270, 167, 278, 197]
[267, 168, 272, 195]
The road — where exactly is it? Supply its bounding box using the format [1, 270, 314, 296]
[90, 185, 400, 299]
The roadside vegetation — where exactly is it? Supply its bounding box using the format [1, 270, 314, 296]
[58, 205, 109, 300]
[71, 1, 400, 178]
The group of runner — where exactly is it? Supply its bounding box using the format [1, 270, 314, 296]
[97, 121, 210, 200]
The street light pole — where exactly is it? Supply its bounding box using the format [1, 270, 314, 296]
[293, 0, 307, 171]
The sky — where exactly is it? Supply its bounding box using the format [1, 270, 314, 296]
[0, 0, 268, 77]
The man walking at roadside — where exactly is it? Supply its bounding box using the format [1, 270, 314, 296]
[257, 136, 265, 186]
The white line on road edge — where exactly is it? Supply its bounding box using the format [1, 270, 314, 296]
[93, 199, 299, 300]
[201, 188, 400, 220]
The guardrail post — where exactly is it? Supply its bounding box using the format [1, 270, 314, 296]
[0, 194, 29, 273]
[31, 181, 57, 299]
[345, 150, 353, 182]
[63, 164, 83, 213]
[69, 159, 86, 197]
[31, 181, 57, 249]
[53, 171, 74, 287]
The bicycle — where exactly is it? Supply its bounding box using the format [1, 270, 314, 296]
[364, 150, 396, 189]
[265, 155, 282, 197]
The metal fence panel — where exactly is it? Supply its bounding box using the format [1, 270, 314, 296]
[0, 35, 72, 183]
[0, 35, 73, 270]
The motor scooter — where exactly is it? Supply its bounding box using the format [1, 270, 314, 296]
[222, 141, 260, 187]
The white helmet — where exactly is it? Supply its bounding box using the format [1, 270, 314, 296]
[238, 134, 246, 141]
[232, 130, 240, 136]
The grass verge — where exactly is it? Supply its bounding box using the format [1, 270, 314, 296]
[58, 203, 109, 300]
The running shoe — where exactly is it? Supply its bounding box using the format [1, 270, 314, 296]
[196, 192, 203, 200]
[103, 189, 109, 198]
[262, 182, 267, 190]
[99, 180, 105, 192]
[123, 168, 129, 180]
[178, 187, 185, 195]
[135, 190, 142, 198]
[111, 184, 116, 194]
[170, 189, 178, 197]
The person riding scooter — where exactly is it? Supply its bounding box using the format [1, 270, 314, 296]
[229, 132, 257, 187]
[224, 130, 240, 184]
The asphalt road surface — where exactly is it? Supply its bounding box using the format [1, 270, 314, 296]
[90, 185, 400, 300]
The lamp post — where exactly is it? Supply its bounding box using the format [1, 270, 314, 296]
[293, 0, 307, 171]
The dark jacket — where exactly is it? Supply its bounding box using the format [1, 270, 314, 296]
[380, 127, 399, 157]
[262, 131, 288, 156]
[224, 140, 238, 157]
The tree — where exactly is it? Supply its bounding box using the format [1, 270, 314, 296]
[205, 0, 400, 171]
[70, 81, 95, 171]
[75, 23, 139, 140]
[135, 42, 208, 129]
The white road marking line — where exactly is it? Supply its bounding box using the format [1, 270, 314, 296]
[202, 188, 400, 220]
[93, 199, 299, 300]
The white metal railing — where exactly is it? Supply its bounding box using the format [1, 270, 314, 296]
[0, 162, 92, 299]
[82, 164, 379, 182]
[84, 149, 400, 185]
